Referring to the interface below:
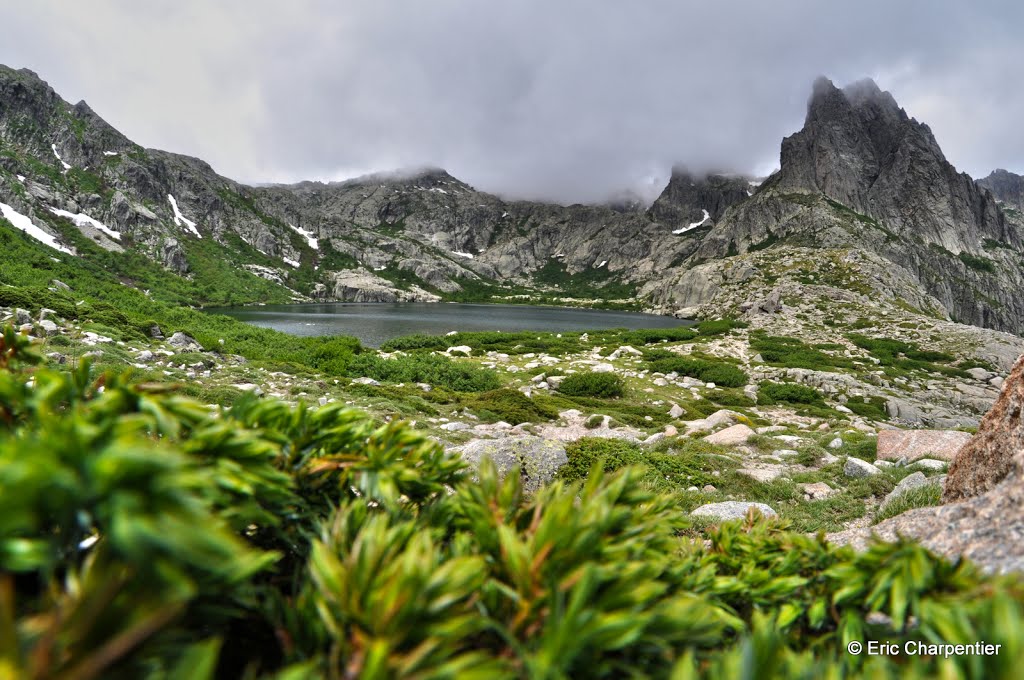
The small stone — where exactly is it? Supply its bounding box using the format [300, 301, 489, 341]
[441, 422, 471, 432]
[702, 484, 717, 493]
[168, 332, 202, 351]
[874, 460, 895, 469]
[351, 377, 381, 386]
[913, 458, 947, 471]
[136, 350, 155, 362]
[669, 403, 684, 418]
[591, 363, 615, 373]
[844, 457, 881, 478]
[828, 437, 844, 449]
[801, 482, 836, 500]
[664, 425, 678, 437]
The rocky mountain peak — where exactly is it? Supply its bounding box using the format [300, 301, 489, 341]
[647, 166, 750, 228]
[977, 169, 1024, 212]
[775, 75, 1012, 251]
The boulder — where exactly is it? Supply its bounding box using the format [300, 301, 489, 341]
[876, 429, 972, 462]
[914, 459, 947, 471]
[702, 423, 755, 446]
[943, 354, 1024, 502]
[801, 482, 836, 500]
[36, 319, 59, 336]
[167, 332, 202, 351]
[877, 472, 929, 514]
[692, 501, 777, 521]
[829, 354, 1024, 573]
[668, 403, 685, 418]
[844, 457, 881, 478]
[455, 436, 568, 493]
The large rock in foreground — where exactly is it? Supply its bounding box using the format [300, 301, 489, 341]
[692, 501, 777, 522]
[455, 436, 567, 493]
[876, 429, 972, 462]
[943, 355, 1024, 502]
[829, 354, 1024, 573]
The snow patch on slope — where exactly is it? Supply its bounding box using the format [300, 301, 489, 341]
[283, 257, 300, 268]
[51, 144, 71, 171]
[167, 195, 201, 238]
[672, 208, 711, 235]
[288, 223, 319, 250]
[0, 202, 73, 254]
[452, 251, 474, 259]
[48, 207, 121, 240]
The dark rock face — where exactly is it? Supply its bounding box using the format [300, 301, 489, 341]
[977, 169, 1024, 212]
[678, 77, 1024, 334]
[775, 78, 1017, 254]
[943, 354, 1024, 502]
[647, 168, 751, 228]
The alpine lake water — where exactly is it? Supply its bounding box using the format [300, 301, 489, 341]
[207, 302, 694, 347]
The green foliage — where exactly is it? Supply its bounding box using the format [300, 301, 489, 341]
[462, 388, 558, 424]
[696, 318, 746, 336]
[959, 252, 997, 273]
[845, 396, 889, 421]
[751, 332, 854, 370]
[647, 356, 749, 388]
[758, 382, 825, 405]
[556, 371, 625, 398]
[2, 348, 1024, 677]
[559, 437, 644, 482]
[346, 353, 501, 392]
[532, 259, 637, 300]
[848, 334, 966, 378]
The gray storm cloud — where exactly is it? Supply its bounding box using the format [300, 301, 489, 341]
[2, 0, 1022, 204]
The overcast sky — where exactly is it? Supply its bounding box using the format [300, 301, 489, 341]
[2, 0, 1022, 204]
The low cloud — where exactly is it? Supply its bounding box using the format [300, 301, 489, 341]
[3, 0, 1022, 203]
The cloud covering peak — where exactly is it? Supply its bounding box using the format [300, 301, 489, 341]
[3, 0, 1023, 204]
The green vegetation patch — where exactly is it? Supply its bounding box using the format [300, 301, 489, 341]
[462, 388, 559, 424]
[757, 382, 825, 406]
[646, 356, 749, 387]
[556, 371, 625, 398]
[346, 353, 501, 392]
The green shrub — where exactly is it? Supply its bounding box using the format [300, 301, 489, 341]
[463, 388, 558, 424]
[696, 318, 745, 336]
[845, 397, 889, 421]
[959, 252, 996, 273]
[3, 341, 1024, 678]
[758, 382, 825, 405]
[750, 333, 854, 370]
[557, 371, 626, 398]
[559, 437, 644, 482]
[647, 356, 749, 387]
[346, 352, 501, 392]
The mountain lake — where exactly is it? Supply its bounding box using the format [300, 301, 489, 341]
[207, 302, 694, 347]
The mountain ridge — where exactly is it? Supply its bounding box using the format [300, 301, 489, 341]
[2, 64, 1024, 335]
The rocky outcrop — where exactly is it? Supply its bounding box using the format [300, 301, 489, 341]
[830, 353, 1024, 573]
[942, 354, 1024, 502]
[455, 436, 568, 493]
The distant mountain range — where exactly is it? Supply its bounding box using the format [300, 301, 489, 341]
[1, 65, 1022, 333]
